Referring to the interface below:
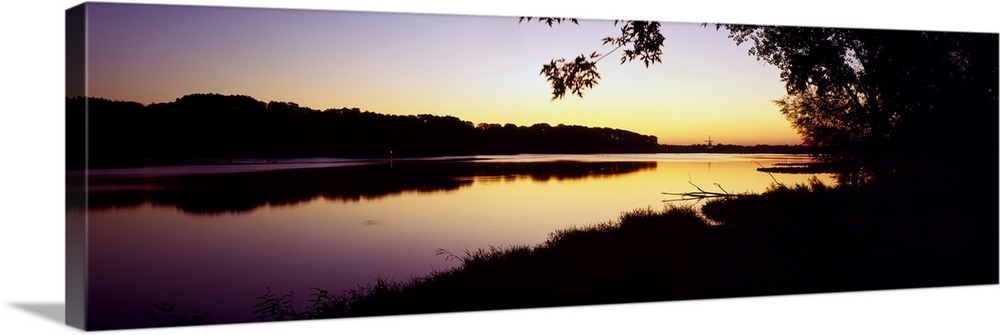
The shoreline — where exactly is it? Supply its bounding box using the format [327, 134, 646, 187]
[126, 177, 997, 329]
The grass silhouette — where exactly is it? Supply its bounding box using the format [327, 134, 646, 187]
[237, 177, 996, 321]
[142, 177, 994, 328]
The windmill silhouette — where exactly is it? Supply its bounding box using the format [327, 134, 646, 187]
[704, 135, 714, 149]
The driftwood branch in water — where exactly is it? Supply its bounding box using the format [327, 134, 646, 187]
[663, 161, 795, 203]
[752, 160, 783, 186]
[661, 174, 742, 203]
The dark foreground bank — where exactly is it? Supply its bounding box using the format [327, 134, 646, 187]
[144, 177, 998, 327]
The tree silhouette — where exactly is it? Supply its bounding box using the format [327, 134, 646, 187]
[528, 19, 997, 184]
[722, 25, 997, 184]
[521, 17, 664, 100]
[69, 93, 662, 167]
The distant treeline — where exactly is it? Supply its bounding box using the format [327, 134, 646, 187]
[67, 94, 660, 168]
[659, 144, 812, 154]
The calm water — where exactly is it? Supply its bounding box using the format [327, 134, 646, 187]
[72, 153, 832, 329]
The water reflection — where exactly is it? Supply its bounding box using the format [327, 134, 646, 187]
[77, 154, 831, 329]
[77, 159, 657, 215]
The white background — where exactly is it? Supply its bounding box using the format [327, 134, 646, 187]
[1, 1, 998, 334]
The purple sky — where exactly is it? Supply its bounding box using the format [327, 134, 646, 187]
[79, 2, 804, 145]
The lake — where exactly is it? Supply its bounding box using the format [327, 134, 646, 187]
[70, 153, 833, 329]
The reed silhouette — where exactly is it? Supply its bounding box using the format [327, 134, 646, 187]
[219, 178, 995, 320]
[127, 172, 996, 329]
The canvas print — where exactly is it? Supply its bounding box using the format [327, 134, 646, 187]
[65, 2, 998, 331]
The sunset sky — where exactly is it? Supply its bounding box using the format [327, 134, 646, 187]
[0, 1, 996, 335]
[78, 2, 801, 146]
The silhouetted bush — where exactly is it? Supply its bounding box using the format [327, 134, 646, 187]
[272, 180, 997, 319]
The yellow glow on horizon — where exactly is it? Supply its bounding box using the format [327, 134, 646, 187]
[83, 5, 806, 146]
